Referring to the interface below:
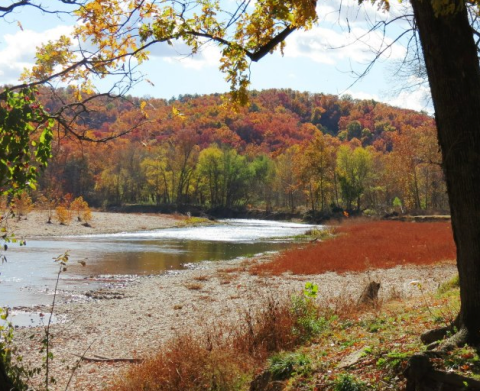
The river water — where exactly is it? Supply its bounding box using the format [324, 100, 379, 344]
[0, 219, 320, 312]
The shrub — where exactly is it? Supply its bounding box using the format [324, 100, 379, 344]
[333, 374, 367, 391]
[0, 309, 34, 391]
[36, 194, 56, 223]
[232, 295, 297, 358]
[11, 192, 33, 219]
[268, 352, 312, 380]
[55, 206, 70, 225]
[438, 274, 460, 295]
[81, 206, 92, 226]
[70, 196, 91, 222]
[290, 293, 327, 343]
[0, 195, 7, 212]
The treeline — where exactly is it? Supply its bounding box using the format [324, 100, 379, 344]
[33, 88, 448, 216]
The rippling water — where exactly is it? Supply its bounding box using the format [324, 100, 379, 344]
[0, 219, 321, 308]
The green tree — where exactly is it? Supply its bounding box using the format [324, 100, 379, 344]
[0, 88, 53, 195]
[346, 121, 362, 140]
[141, 153, 172, 205]
[274, 146, 302, 213]
[222, 148, 252, 208]
[299, 132, 336, 212]
[336, 146, 373, 212]
[250, 154, 276, 212]
[196, 145, 224, 207]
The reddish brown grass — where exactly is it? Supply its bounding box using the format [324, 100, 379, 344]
[110, 294, 321, 391]
[111, 333, 254, 391]
[251, 220, 456, 275]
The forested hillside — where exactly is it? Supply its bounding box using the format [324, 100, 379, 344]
[34, 88, 447, 217]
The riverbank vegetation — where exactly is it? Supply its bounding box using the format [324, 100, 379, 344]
[253, 220, 456, 275]
[110, 220, 466, 391]
[112, 281, 466, 391]
[28, 88, 447, 220]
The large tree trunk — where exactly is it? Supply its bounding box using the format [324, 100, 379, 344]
[411, 0, 480, 344]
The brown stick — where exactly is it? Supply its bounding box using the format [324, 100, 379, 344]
[73, 354, 143, 363]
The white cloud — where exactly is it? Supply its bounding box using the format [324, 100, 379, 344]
[343, 82, 433, 113]
[317, 0, 412, 30]
[162, 42, 221, 70]
[283, 25, 406, 66]
[0, 25, 73, 84]
[342, 90, 380, 101]
[383, 84, 432, 113]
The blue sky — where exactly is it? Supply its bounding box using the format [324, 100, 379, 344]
[0, 0, 432, 112]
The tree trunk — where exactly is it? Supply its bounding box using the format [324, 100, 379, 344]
[411, 0, 480, 344]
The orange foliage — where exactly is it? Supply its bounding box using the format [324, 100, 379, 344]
[252, 220, 456, 275]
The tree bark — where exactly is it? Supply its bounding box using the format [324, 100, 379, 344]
[411, 0, 480, 344]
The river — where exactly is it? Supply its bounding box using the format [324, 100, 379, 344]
[0, 219, 320, 312]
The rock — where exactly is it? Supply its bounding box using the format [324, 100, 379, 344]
[250, 370, 286, 391]
[338, 348, 366, 369]
[358, 281, 381, 305]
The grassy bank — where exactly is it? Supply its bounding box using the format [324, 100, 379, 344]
[110, 275, 469, 391]
[108, 220, 469, 391]
[252, 219, 455, 275]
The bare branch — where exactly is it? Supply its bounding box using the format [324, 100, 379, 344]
[0, 0, 84, 17]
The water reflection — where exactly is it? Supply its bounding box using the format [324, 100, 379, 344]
[0, 219, 321, 308]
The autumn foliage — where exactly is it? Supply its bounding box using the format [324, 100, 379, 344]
[34, 88, 448, 215]
[252, 220, 456, 275]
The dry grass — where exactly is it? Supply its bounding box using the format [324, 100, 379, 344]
[110, 291, 341, 391]
[251, 220, 456, 275]
[216, 271, 239, 285]
[192, 275, 210, 282]
[111, 333, 254, 391]
[184, 282, 204, 290]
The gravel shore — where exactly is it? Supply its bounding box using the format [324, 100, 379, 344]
[6, 210, 182, 237]
[5, 211, 457, 390]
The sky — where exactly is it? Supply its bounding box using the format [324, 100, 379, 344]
[0, 0, 432, 112]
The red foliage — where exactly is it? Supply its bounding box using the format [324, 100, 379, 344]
[252, 220, 456, 275]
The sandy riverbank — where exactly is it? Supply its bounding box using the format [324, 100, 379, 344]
[12, 259, 456, 390]
[4, 212, 458, 390]
[4, 210, 183, 237]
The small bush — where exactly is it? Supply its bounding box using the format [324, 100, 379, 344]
[36, 194, 56, 223]
[81, 206, 93, 226]
[0, 309, 35, 391]
[0, 195, 8, 212]
[232, 296, 297, 357]
[333, 373, 367, 391]
[185, 282, 203, 290]
[438, 274, 460, 295]
[11, 192, 33, 219]
[290, 294, 328, 342]
[55, 206, 71, 225]
[70, 196, 92, 225]
[268, 352, 312, 380]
